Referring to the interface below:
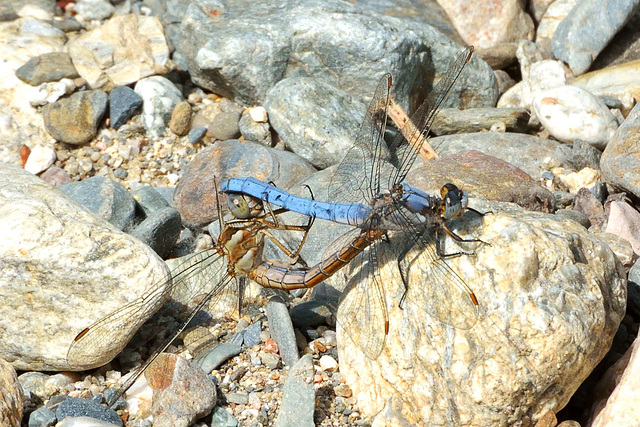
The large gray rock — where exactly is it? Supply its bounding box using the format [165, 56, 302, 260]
[0, 164, 169, 370]
[180, 0, 497, 107]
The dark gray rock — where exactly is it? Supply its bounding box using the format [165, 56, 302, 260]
[109, 86, 143, 129]
[265, 77, 364, 169]
[193, 342, 242, 373]
[60, 176, 136, 231]
[290, 299, 334, 328]
[208, 111, 241, 140]
[43, 90, 108, 145]
[552, 0, 640, 75]
[0, 2, 18, 21]
[590, 7, 640, 69]
[274, 355, 315, 427]
[266, 296, 299, 367]
[554, 209, 591, 229]
[132, 185, 172, 216]
[572, 139, 601, 170]
[28, 406, 56, 427]
[188, 126, 207, 144]
[180, 0, 496, 107]
[55, 398, 122, 426]
[239, 111, 271, 146]
[50, 17, 84, 32]
[16, 52, 80, 86]
[242, 321, 262, 348]
[130, 207, 182, 258]
[210, 405, 239, 426]
[627, 259, 640, 318]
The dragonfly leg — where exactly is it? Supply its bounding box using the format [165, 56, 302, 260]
[441, 220, 490, 246]
[467, 206, 492, 217]
[435, 224, 476, 258]
[395, 230, 422, 310]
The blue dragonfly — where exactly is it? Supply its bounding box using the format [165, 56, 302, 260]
[222, 46, 488, 359]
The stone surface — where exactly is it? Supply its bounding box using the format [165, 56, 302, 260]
[532, 85, 618, 149]
[130, 207, 182, 258]
[15, 51, 79, 86]
[552, 0, 640, 75]
[0, 164, 168, 370]
[180, 0, 497, 107]
[266, 296, 299, 367]
[168, 101, 192, 136]
[573, 60, 640, 102]
[601, 103, 640, 199]
[146, 353, 216, 427]
[60, 176, 136, 231]
[134, 76, 184, 138]
[24, 144, 56, 175]
[193, 343, 242, 373]
[436, 0, 534, 50]
[42, 90, 108, 145]
[109, 85, 143, 130]
[535, 0, 580, 54]
[40, 166, 72, 186]
[68, 14, 170, 90]
[274, 355, 314, 427]
[28, 406, 56, 427]
[207, 111, 241, 141]
[591, 7, 640, 69]
[173, 140, 315, 228]
[337, 207, 625, 425]
[431, 107, 530, 135]
[238, 111, 271, 146]
[131, 185, 172, 216]
[74, 0, 115, 21]
[0, 357, 22, 427]
[605, 201, 640, 256]
[55, 398, 122, 426]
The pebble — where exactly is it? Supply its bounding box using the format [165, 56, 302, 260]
[60, 176, 136, 231]
[20, 19, 67, 41]
[188, 127, 207, 144]
[260, 352, 280, 370]
[210, 406, 239, 427]
[15, 52, 79, 86]
[28, 406, 56, 427]
[266, 296, 299, 367]
[74, 0, 114, 21]
[130, 207, 182, 258]
[193, 343, 243, 373]
[43, 90, 108, 145]
[605, 200, 640, 255]
[109, 86, 143, 130]
[39, 166, 72, 186]
[208, 111, 241, 140]
[571, 188, 605, 229]
[532, 85, 618, 149]
[169, 101, 192, 136]
[51, 17, 84, 33]
[55, 398, 122, 426]
[134, 76, 184, 138]
[239, 111, 271, 146]
[318, 355, 339, 372]
[248, 106, 268, 123]
[24, 145, 56, 175]
[225, 392, 249, 405]
[274, 355, 315, 427]
[242, 321, 262, 348]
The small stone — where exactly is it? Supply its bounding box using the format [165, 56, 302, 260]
[55, 398, 122, 426]
[318, 355, 338, 372]
[260, 352, 280, 370]
[264, 339, 279, 354]
[248, 106, 268, 123]
[40, 166, 72, 186]
[193, 343, 242, 373]
[334, 384, 352, 398]
[266, 296, 299, 367]
[169, 101, 192, 136]
[75, 0, 115, 21]
[109, 86, 143, 130]
[113, 168, 128, 179]
[43, 90, 108, 145]
[239, 111, 271, 145]
[242, 321, 262, 348]
[16, 52, 79, 86]
[210, 406, 239, 427]
[208, 111, 241, 140]
[130, 207, 182, 258]
[188, 127, 207, 144]
[28, 405, 56, 427]
[134, 76, 184, 138]
[225, 392, 249, 405]
[24, 145, 56, 175]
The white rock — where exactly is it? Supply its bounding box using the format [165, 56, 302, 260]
[75, 0, 115, 21]
[535, 0, 580, 53]
[24, 145, 56, 175]
[27, 78, 75, 107]
[20, 19, 66, 41]
[533, 85, 618, 149]
[498, 59, 568, 108]
[556, 167, 602, 193]
[17, 4, 53, 20]
[134, 76, 184, 138]
[318, 354, 339, 372]
[248, 106, 268, 123]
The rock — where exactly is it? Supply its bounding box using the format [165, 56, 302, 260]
[18, 372, 74, 401]
[193, 343, 242, 373]
[571, 139, 602, 170]
[224, 392, 248, 405]
[180, 0, 497, 107]
[552, 0, 640, 75]
[28, 406, 56, 427]
[266, 296, 299, 367]
[0, 164, 168, 370]
[74, 0, 115, 21]
[146, 353, 216, 427]
[260, 352, 280, 369]
[318, 354, 338, 372]
[265, 77, 364, 168]
[169, 101, 192, 136]
[573, 60, 640, 103]
[60, 176, 136, 231]
[242, 321, 262, 348]
[605, 200, 640, 255]
[431, 107, 530, 135]
[0, 357, 22, 427]
[475, 43, 519, 70]
[134, 76, 184, 138]
[26, 78, 76, 107]
[131, 185, 172, 216]
[39, 166, 72, 186]
[530, 0, 558, 22]
[24, 144, 56, 175]
[130, 207, 182, 258]
[15, 52, 79, 86]
[20, 19, 67, 42]
[109, 86, 143, 130]
[56, 416, 125, 426]
[51, 17, 84, 33]
[188, 127, 207, 144]
[532, 85, 618, 149]
[55, 398, 122, 426]
[274, 355, 315, 427]
[590, 7, 640, 69]
[535, 0, 580, 54]
[436, 0, 534, 50]
[494, 69, 516, 97]
[407, 150, 556, 213]
[210, 405, 239, 426]
[239, 111, 271, 145]
[290, 299, 334, 328]
[601, 103, 640, 198]
[571, 188, 605, 229]
[42, 90, 108, 145]
[248, 106, 268, 123]
[68, 14, 170, 89]
[207, 111, 241, 141]
[173, 140, 315, 228]
[338, 208, 625, 425]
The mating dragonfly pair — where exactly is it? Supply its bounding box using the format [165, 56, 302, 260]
[67, 45, 486, 405]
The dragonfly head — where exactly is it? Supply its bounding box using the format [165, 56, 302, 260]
[439, 183, 468, 220]
[227, 192, 264, 219]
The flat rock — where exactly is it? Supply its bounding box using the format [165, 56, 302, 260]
[68, 14, 169, 90]
[109, 86, 143, 130]
[532, 85, 618, 149]
[0, 357, 22, 427]
[407, 150, 556, 213]
[266, 296, 299, 367]
[146, 353, 216, 427]
[55, 398, 122, 426]
[15, 51, 79, 86]
[43, 90, 108, 145]
[173, 140, 315, 228]
[338, 207, 625, 425]
[0, 164, 168, 370]
[573, 59, 640, 103]
[431, 107, 530, 135]
[552, 0, 640, 75]
[601, 102, 640, 199]
[180, 0, 497, 107]
[134, 76, 184, 138]
[274, 354, 314, 427]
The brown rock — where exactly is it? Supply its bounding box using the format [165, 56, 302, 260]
[169, 101, 192, 136]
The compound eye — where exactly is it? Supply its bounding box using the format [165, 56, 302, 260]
[227, 193, 264, 219]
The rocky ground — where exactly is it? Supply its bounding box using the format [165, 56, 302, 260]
[1, 0, 640, 426]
